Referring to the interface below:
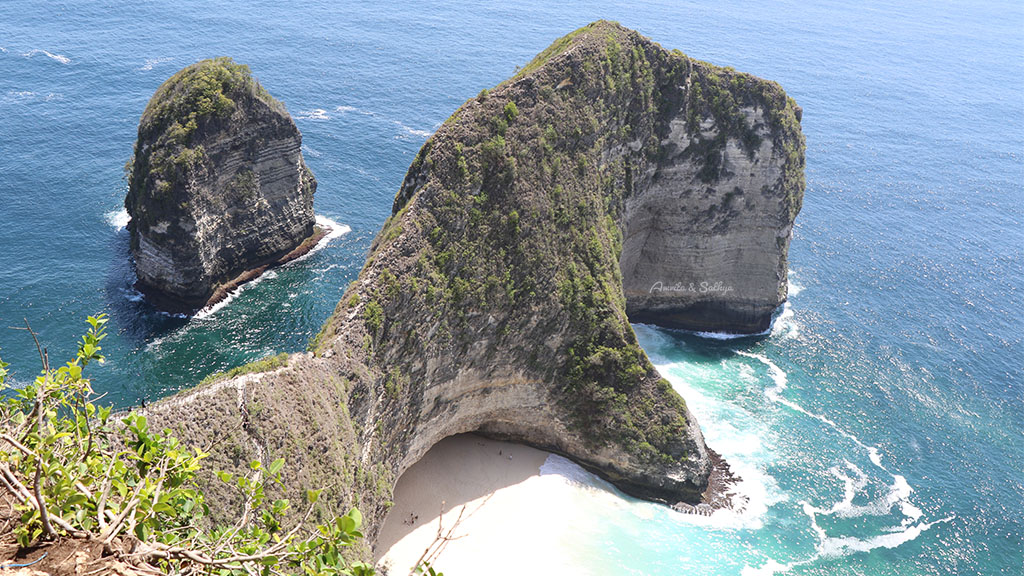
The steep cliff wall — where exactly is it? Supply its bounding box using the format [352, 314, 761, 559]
[619, 59, 804, 333]
[126, 57, 317, 313]
[143, 21, 805, 555]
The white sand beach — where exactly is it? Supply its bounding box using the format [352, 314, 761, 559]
[375, 434, 594, 575]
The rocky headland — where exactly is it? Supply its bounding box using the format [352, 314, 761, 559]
[125, 57, 319, 314]
[141, 21, 805, 559]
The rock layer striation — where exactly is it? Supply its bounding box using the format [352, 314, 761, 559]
[126, 57, 317, 313]
[143, 22, 805, 555]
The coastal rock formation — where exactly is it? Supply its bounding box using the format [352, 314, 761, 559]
[125, 57, 317, 313]
[143, 21, 805, 554]
[616, 54, 804, 334]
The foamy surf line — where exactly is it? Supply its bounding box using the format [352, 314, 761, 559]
[734, 349, 949, 574]
[22, 49, 70, 64]
[639, 302, 797, 341]
[637, 349, 784, 530]
[735, 350, 881, 467]
[293, 104, 435, 140]
[296, 108, 331, 120]
[392, 120, 433, 139]
[192, 215, 349, 319]
[192, 270, 275, 319]
[289, 214, 349, 265]
[537, 348, 778, 532]
[692, 327, 769, 340]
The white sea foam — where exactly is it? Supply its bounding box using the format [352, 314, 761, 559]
[301, 144, 322, 158]
[291, 214, 350, 264]
[634, 329, 787, 530]
[734, 349, 947, 569]
[193, 264, 286, 319]
[815, 515, 953, 557]
[867, 446, 883, 467]
[692, 327, 770, 340]
[540, 454, 606, 487]
[3, 90, 63, 104]
[655, 300, 796, 341]
[788, 269, 804, 297]
[297, 108, 331, 120]
[192, 282, 254, 319]
[770, 302, 799, 339]
[139, 57, 173, 71]
[22, 49, 70, 64]
[6, 90, 36, 101]
[539, 455, 664, 524]
[827, 462, 868, 516]
[736, 351, 872, 450]
[741, 559, 803, 576]
[121, 287, 145, 303]
[319, 104, 432, 140]
[145, 335, 167, 352]
[634, 321, 768, 341]
[192, 215, 349, 319]
[105, 208, 130, 231]
[392, 120, 433, 139]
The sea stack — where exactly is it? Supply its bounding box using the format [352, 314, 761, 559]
[125, 57, 318, 313]
[142, 21, 805, 550]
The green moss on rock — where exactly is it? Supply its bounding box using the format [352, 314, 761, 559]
[126, 57, 286, 230]
[199, 352, 289, 386]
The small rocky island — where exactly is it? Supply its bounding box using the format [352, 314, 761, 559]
[125, 57, 319, 313]
[143, 21, 805, 558]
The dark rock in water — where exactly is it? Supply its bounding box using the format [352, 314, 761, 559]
[143, 21, 804, 554]
[125, 57, 317, 313]
[672, 502, 696, 514]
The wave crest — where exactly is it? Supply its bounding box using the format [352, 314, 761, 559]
[22, 49, 70, 64]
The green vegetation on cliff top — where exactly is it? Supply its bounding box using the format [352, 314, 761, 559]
[199, 351, 290, 386]
[333, 21, 781, 469]
[139, 57, 282, 146]
[126, 57, 287, 221]
[341, 20, 801, 470]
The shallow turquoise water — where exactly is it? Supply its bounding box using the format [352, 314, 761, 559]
[1, 0, 1021, 573]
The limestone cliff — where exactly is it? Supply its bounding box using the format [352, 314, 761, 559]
[142, 21, 805, 555]
[126, 57, 317, 313]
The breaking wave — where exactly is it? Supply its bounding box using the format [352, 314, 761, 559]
[296, 108, 331, 120]
[22, 49, 70, 64]
[734, 350, 951, 573]
[105, 208, 129, 231]
[193, 214, 350, 319]
[139, 57, 173, 71]
[392, 120, 433, 139]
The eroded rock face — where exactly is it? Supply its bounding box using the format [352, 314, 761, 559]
[126, 58, 317, 312]
[620, 98, 804, 334]
[143, 22, 804, 554]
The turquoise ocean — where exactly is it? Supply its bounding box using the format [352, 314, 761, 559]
[1, 0, 1021, 573]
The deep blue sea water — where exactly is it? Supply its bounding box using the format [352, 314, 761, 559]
[1, 1, 1021, 574]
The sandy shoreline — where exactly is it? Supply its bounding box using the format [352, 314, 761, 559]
[376, 434, 741, 575]
[375, 434, 550, 573]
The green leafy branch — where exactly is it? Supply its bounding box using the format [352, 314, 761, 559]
[0, 315, 374, 575]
